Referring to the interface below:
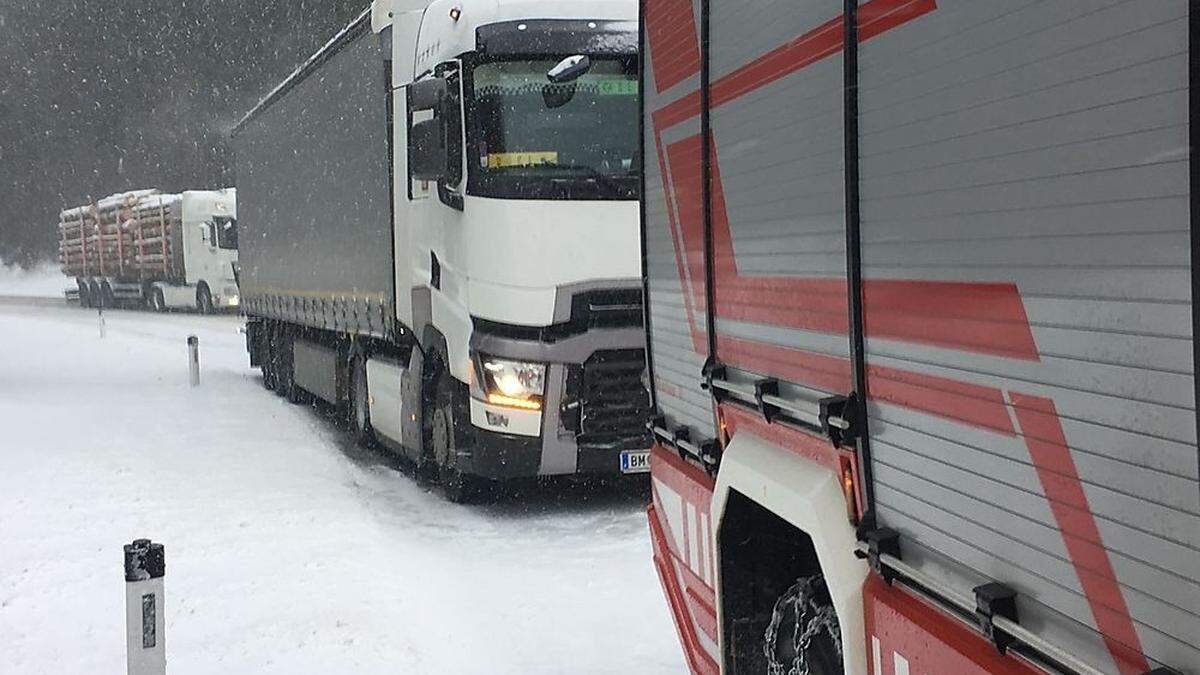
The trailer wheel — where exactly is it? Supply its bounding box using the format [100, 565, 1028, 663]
[88, 280, 101, 308]
[150, 287, 166, 313]
[348, 351, 374, 445]
[99, 281, 115, 309]
[77, 279, 92, 308]
[273, 327, 303, 402]
[429, 370, 483, 503]
[261, 323, 278, 391]
[196, 283, 214, 314]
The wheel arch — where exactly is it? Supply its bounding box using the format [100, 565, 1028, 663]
[713, 430, 869, 675]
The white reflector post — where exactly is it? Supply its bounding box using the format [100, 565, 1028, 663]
[124, 539, 165, 675]
[187, 335, 200, 387]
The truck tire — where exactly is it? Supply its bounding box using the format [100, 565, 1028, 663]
[348, 351, 374, 445]
[77, 280, 92, 308]
[429, 369, 485, 503]
[274, 327, 299, 402]
[101, 281, 116, 308]
[88, 280, 101, 308]
[763, 575, 843, 675]
[196, 283, 214, 314]
[150, 287, 166, 313]
[262, 323, 279, 391]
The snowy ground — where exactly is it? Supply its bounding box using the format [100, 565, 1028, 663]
[0, 260, 68, 299]
[0, 298, 684, 674]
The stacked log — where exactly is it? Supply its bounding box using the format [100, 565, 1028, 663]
[58, 189, 182, 281]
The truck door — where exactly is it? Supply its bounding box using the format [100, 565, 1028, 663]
[642, 0, 866, 672]
[854, 3, 1199, 673]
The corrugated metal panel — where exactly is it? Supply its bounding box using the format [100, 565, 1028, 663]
[644, 0, 716, 440]
[857, 0, 1198, 670]
[707, 0, 849, 398]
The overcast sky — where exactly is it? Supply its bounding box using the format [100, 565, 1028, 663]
[0, 0, 367, 268]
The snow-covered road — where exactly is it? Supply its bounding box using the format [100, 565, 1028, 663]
[0, 299, 684, 674]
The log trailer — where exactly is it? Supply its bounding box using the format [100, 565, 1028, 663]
[641, 0, 1197, 673]
[232, 0, 650, 500]
[58, 188, 240, 312]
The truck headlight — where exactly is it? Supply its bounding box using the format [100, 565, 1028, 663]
[477, 355, 545, 410]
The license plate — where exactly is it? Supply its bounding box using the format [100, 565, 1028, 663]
[620, 450, 651, 474]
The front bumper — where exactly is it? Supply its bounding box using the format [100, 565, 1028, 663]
[466, 339, 652, 479]
[465, 418, 649, 480]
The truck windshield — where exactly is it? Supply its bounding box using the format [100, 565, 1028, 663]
[468, 57, 638, 201]
[213, 216, 237, 250]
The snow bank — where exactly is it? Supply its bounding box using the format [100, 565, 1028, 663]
[0, 303, 683, 674]
[0, 259, 67, 298]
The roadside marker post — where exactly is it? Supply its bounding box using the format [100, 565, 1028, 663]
[123, 539, 165, 675]
[187, 335, 199, 387]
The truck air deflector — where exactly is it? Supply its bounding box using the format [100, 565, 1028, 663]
[475, 20, 637, 56]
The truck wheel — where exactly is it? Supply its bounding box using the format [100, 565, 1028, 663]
[150, 288, 166, 313]
[196, 284, 214, 314]
[99, 281, 115, 309]
[763, 575, 843, 675]
[77, 280, 92, 308]
[348, 351, 374, 445]
[275, 328, 297, 400]
[262, 323, 278, 391]
[429, 370, 483, 503]
[88, 280, 101, 308]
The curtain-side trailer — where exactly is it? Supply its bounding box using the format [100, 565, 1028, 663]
[642, 0, 1198, 673]
[232, 0, 651, 500]
[58, 188, 239, 312]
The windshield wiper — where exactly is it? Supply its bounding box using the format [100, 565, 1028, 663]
[540, 162, 631, 194]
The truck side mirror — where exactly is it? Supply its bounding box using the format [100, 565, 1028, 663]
[409, 116, 447, 181]
[409, 77, 449, 182]
[407, 70, 463, 210]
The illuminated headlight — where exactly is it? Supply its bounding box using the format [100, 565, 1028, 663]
[477, 355, 545, 410]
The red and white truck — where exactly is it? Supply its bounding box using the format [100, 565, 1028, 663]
[640, 1, 1197, 673]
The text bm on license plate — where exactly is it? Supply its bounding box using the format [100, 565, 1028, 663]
[620, 450, 650, 474]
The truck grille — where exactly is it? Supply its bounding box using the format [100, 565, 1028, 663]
[571, 349, 653, 450]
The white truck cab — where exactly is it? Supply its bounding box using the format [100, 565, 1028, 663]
[172, 188, 240, 310]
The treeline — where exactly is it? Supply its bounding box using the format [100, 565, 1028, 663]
[0, 0, 368, 268]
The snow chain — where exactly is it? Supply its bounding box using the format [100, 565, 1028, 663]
[763, 575, 842, 675]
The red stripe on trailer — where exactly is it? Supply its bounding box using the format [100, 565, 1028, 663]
[643, 0, 701, 93]
[651, 441, 716, 511]
[868, 363, 1015, 436]
[651, 131, 707, 354]
[651, 446, 717, 609]
[1009, 393, 1149, 675]
[649, 502, 720, 675]
[708, 15, 842, 109]
[662, 132, 1039, 360]
[857, 0, 938, 41]
[685, 586, 718, 642]
[863, 573, 1041, 674]
[717, 336, 1016, 435]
